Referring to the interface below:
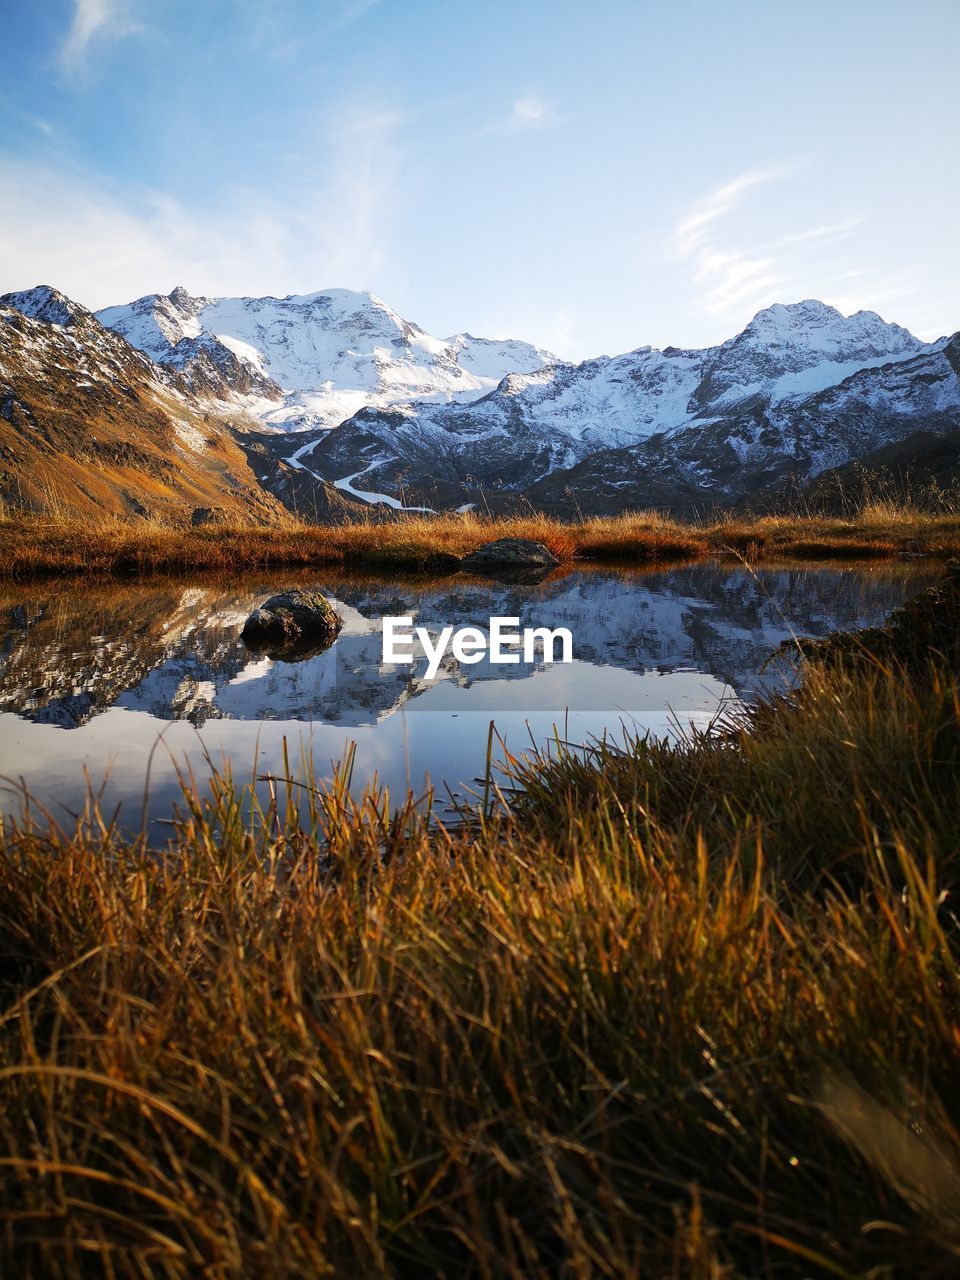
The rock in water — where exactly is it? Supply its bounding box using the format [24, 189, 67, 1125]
[241, 589, 343, 660]
[459, 538, 560, 582]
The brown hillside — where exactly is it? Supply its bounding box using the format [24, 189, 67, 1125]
[0, 304, 290, 527]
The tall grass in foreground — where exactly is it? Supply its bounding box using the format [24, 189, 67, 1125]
[1, 653, 960, 1275]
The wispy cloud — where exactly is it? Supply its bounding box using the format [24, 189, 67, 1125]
[340, 0, 381, 19]
[673, 167, 790, 259]
[670, 165, 876, 320]
[509, 96, 555, 129]
[0, 103, 407, 308]
[60, 0, 142, 75]
[770, 217, 864, 248]
[672, 168, 791, 316]
[691, 249, 783, 316]
[305, 106, 407, 284]
[480, 96, 560, 136]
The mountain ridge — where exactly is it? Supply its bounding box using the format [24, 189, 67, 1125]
[283, 296, 951, 514]
[1, 282, 957, 521]
[95, 285, 559, 432]
[0, 290, 292, 525]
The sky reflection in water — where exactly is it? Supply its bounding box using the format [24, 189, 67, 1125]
[0, 564, 933, 834]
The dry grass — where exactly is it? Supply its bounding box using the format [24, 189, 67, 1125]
[3, 505, 960, 579]
[1, 598, 960, 1273]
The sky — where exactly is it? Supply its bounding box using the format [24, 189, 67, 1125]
[0, 0, 958, 359]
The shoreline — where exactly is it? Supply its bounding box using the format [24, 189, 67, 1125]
[2, 508, 959, 579]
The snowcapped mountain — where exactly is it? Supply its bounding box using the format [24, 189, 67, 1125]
[687, 299, 922, 412]
[528, 331, 960, 515]
[2, 284, 93, 329]
[1, 282, 957, 520]
[290, 300, 957, 513]
[96, 286, 558, 430]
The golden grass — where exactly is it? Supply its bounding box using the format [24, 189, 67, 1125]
[1, 594, 960, 1273]
[3, 505, 960, 579]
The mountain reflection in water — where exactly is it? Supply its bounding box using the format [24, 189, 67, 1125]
[0, 564, 934, 833]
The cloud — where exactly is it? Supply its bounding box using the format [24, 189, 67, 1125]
[60, 0, 142, 74]
[475, 95, 561, 138]
[770, 218, 864, 248]
[0, 108, 405, 308]
[669, 175, 954, 341]
[691, 249, 784, 316]
[672, 166, 789, 260]
[670, 166, 880, 322]
[340, 0, 381, 19]
[306, 107, 406, 284]
[510, 96, 555, 129]
[672, 168, 792, 317]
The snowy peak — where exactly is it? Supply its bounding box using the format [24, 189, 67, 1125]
[1, 285, 93, 328]
[97, 287, 207, 362]
[98, 285, 443, 386]
[95, 287, 561, 429]
[168, 285, 197, 311]
[738, 299, 919, 360]
[689, 299, 924, 413]
[444, 332, 558, 381]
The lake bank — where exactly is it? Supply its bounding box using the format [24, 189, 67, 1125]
[2, 506, 960, 578]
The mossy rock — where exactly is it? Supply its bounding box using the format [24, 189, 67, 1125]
[460, 538, 559, 582]
[241, 589, 343, 660]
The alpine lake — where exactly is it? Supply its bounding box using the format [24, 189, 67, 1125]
[0, 562, 936, 838]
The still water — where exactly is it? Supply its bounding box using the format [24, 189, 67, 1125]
[0, 564, 933, 834]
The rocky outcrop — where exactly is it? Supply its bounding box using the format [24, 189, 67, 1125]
[190, 507, 232, 527]
[460, 538, 560, 582]
[167, 333, 283, 401]
[241, 589, 343, 659]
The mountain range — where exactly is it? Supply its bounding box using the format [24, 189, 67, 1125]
[1, 283, 957, 523]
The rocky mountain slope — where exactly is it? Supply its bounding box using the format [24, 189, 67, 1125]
[799, 423, 960, 513]
[529, 331, 960, 515]
[0, 286, 290, 524]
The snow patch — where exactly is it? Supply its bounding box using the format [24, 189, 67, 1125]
[334, 463, 435, 513]
[173, 419, 206, 452]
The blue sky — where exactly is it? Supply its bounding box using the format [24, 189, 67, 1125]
[1, 0, 957, 357]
